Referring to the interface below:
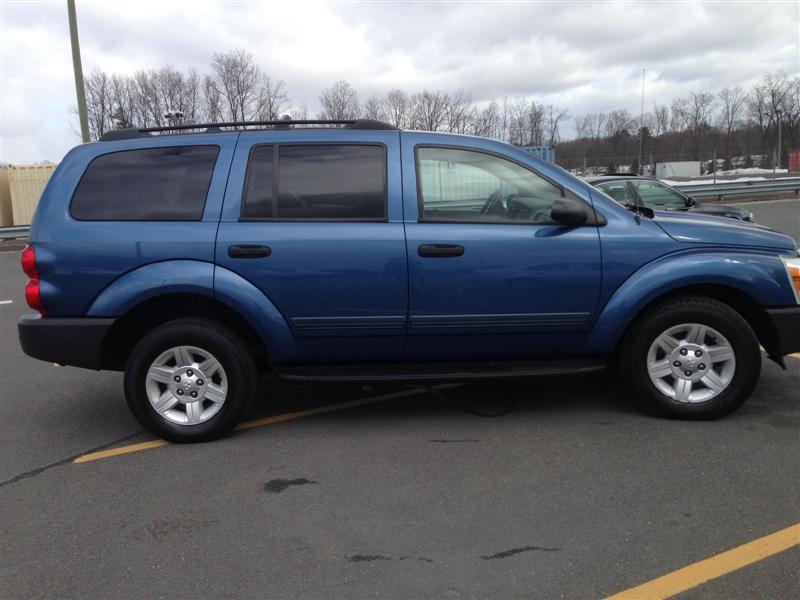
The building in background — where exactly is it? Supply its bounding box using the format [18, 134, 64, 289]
[0, 164, 56, 226]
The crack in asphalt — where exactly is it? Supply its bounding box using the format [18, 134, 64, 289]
[263, 478, 318, 494]
[0, 431, 144, 489]
[480, 545, 561, 560]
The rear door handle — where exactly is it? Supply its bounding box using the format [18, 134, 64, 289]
[228, 244, 271, 259]
[418, 244, 464, 258]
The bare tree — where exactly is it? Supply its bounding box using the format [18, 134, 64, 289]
[411, 90, 450, 131]
[362, 96, 382, 120]
[256, 76, 290, 120]
[289, 101, 309, 120]
[446, 89, 474, 134]
[209, 50, 263, 121]
[472, 101, 501, 139]
[687, 91, 716, 159]
[381, 89, 411, 128]
[318, 80, 360, 120]
[545, 104, 569, 146]
[84, 69, 113, 139]
[718, 87, 745, 159]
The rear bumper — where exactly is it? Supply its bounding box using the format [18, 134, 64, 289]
[18, 313, 115, 370]
[766, 307, 800, 357]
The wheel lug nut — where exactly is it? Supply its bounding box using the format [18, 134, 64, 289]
[174, 375, 181, 382]
[190, 391, 197, 398]
[197, 379, 204, 386]
[684, 370, 692, 377]
[673, 361, 681, 367]
[680, 348, 688, 356]
[187, 369, 193, 376]
[177, 389, 184, 396]
[695, 350, 702, 357]
[699, 363, 706, 370]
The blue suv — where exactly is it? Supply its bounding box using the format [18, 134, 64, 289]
[17, 119, 800, 442]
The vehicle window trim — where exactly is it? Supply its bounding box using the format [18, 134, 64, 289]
[69, 144, 221, 222]
[240, 141, 389, 222]
[414, 144, 593, 226]
[631, 179, 688, 208]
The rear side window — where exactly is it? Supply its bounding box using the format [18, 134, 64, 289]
[242, 144, 386, 220]
[71, 146, 220, 221]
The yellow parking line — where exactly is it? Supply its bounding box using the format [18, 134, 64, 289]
[73, 439, 168, 463]
[73, 387, 430, 464]
[605, 523, 800, 600]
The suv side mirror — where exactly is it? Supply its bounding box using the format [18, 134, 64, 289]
[551, 197, 588, 226]
[686, 196, 697, 207]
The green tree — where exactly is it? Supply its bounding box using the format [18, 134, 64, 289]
[744, 155, 754, 168]
[723, 157, 733, 171]
[629, 159, 640, 175]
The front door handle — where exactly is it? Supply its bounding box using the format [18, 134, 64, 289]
[228, 244, 271, 259]
[418, 244, 464, 258]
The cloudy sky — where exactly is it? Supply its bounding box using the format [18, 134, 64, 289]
[1, 0, 798, 163]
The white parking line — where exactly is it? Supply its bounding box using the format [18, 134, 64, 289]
[0, 300, 12, 305]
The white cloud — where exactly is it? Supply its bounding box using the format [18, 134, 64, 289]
[1, 0, 798, 162]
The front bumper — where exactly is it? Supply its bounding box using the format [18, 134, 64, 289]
[18, 314, 115, 370]
[765, 306, 800, 359]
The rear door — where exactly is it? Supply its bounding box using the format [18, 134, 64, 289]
[215, 129, 407, 364]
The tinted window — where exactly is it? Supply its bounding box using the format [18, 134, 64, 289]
[242, 145, 274, 219]
[417, 147, 563, 223]
[633, 180, 687, 209]
[275, 145, 385, 220]
[71, 146, 219, 220]
[597, 181, 635, 204]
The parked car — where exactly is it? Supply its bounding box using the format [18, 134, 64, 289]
[586, 175, 755, 222]
[18, 120, 800, 442]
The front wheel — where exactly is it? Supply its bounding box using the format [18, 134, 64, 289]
[621, 296, 761, 419]
[124, 318, 257, 442]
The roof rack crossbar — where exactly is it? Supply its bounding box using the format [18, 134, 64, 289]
[100, 119, 398, 141]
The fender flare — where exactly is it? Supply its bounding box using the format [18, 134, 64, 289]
[583, 250, 794, 356]
[87, 260, 216, 316]
[87, 260, 298, 363]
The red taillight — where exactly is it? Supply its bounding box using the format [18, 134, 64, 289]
[21, 245, 46, 315]
[21, 245, 38, 279]
[25, 279, 46, 315]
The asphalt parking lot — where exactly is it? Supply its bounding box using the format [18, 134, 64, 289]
[1, 247, 798, 599]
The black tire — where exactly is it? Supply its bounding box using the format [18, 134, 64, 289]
[124, 318, 257, 442]
[620, 296, 761, 419]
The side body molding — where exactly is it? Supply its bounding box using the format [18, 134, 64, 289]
[584, 249, 796, 356]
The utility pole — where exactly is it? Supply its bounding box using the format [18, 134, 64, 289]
[638, 67, 645, 174]
[67, 0, 90, 143]
[776, 109, 783, 179]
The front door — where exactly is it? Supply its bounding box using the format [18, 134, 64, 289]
[402, 135, 603, 361]
[216, 130, 407, 364]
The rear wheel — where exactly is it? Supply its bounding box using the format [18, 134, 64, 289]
[124, 318, 256, 442]
[621, 296, 761, 419]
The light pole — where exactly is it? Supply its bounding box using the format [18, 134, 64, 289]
[67, 0, 89, 143]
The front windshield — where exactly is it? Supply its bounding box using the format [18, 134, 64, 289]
[633, 181, 687, 209]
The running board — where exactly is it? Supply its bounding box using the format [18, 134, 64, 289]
[277, 359, 606, 383]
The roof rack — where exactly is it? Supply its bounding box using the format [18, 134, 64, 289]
[100, 119, 398, 141]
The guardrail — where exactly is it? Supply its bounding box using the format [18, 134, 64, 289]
[673, 177, 800, 200]
[0, 226, 30, 240]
